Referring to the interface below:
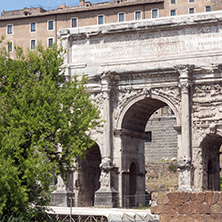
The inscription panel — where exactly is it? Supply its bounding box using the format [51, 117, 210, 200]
[71, 25, 222, 64]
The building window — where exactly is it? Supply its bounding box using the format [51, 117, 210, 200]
[146, 131, 152, 143]
[171, 0, 176, 4]
[152, 9, 158, 18]
[8, 42, 13, 53]
[119, 13, 125, 22]
[170, 9, 176, 16]
[30, 22, 36, 32]
[189, 8, 195, 14]
[48, 38, 54, 48]
[48, 20, 54, 31]
[71, 18, 78, 28]
[189, 0, 194, 2]
[206, 6, 211, 12]
[31, 40, 36, 50]
[98, 15, 104, 25]
[135, 11, 141, 20]
[7, 24, 13, 34]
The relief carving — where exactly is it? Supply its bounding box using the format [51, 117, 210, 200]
[193, 84, 222, 120]
[152, 87, 181, 109]
[91, 92, 104, 111]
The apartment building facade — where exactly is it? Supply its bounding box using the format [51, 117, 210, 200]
[0, 0, 220, 55]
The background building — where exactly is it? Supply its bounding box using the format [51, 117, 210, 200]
[0, 0, 219, 56]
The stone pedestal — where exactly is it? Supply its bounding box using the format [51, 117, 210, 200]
[94, 187, 118, 208]
[50, 175, 75, 207]
[50, 189, 74, 207]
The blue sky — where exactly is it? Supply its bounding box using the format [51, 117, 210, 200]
[1, 0, 107, 13]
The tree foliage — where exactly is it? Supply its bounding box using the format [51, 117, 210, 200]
[0, 42, 101, 219]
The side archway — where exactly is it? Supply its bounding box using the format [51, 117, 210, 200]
[200, 134, 222, 191]
[73, 143, 101, 206]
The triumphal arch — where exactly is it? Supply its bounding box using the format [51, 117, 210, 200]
[58, 11, 222, 207]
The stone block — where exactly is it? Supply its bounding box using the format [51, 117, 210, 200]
[211, 192, 219, 205]
[167, 192, 183, 206]
[178, 202, 189, 214]
[190, 192, 197, 201]
[218, 200, 222, 208]
[189, 201, 197, 214]
[167, 192, 177, 202]
[185, 215, 195, 222]
[157, 192, 169, 205]
[218, 192, 222, 201]
[203, 215, 216, 222]
[195, 214, 205, 222]
[205, 192, 214, 205]
[164, 203, 177, 214]
[197, 192, 205, 203]
[94, 188, 118, 208]
[210, 203, 222, 214]
[180, 192, 190, 203]
[151, 205, 163, 215]
[211, 213, 222, 220]
[50, 190, 74, 207]
[159, 215, 174, 222]
[174, 215, 185, 222]
[197, 202, 211, 214]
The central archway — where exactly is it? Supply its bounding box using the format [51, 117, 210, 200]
[119, 96, 179, 207]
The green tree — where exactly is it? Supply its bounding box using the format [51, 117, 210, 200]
[0, 42, 101, 220]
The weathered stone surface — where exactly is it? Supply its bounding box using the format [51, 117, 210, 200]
[157, 192, 169, 205]
[178, 202, 189, 214]
[174, 215, 185, 222]
[164, 203, 177, 214]
[189, 201, 197, 214]
[197, 192, 205, 203]
[151, 205, 163, 215]
[159, 215, 174, 222]
[185, 215, 195, 222]
[211, 193, 219, 205]
[218, 192, 222, 201]
[190, 192, 197, 201]
[197, 203, 211, 214]
[203, 215, 216, 222]
[195, 214, 206, 222]
[210, 203, 222, 214]
[205, 192, 214, 206]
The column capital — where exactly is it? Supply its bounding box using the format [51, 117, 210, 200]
[176, 65, 193, 92]
[175, 64, 194, 79]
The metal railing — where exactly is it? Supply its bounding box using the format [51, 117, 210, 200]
[123, 194, 151, 208]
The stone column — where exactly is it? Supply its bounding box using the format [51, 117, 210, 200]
[177, 65, 193, 191]
[94, 73, 118, 207]
[58, 29, 71, 81]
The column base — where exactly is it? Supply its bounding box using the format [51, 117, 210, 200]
[94, 187, 119, 208]
[50, 189, 74, 207]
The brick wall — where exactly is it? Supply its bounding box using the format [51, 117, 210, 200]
[151, 192, 222, 221]
[145, 116, 177, 162]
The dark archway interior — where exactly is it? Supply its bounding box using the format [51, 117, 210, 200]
[122, 97, 166, 132]
[201, 134, 222, 191]
[79, 143, 101, 206]
[130, 162, 137, 195]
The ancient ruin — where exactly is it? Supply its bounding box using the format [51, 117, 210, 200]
[57, 11, 222, 207]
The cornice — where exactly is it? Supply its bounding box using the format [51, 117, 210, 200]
[59, 11, 222, 40]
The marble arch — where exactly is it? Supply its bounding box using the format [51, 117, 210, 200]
[116, 93, 181, 130]
[58, 11, 222, 207]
